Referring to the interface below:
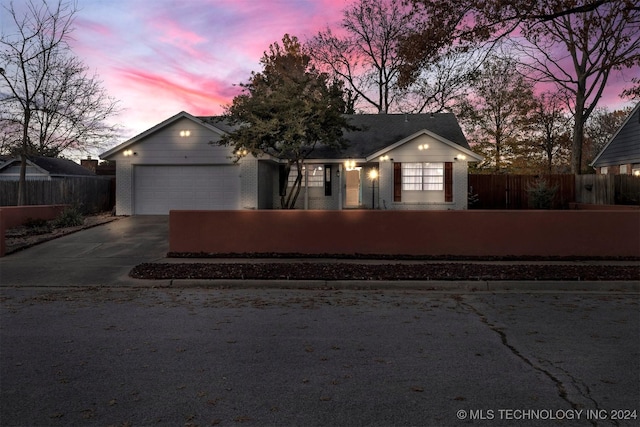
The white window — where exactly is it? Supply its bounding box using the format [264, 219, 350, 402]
[402, 162, 444, 191]
[601, 167, 608, 175]
[620, 165, 628, 174]
[288, 165, 324, 187]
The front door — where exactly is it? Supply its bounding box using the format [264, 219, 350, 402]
[345, 169, 361, 208]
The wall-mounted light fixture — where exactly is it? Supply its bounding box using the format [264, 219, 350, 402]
[344, 159, 357, 170]
[379, 155, 390, 161]
[236, 148, 248, 157]
[454, 154, 467, 161]
[123, 149, 136, 157]
[179, 130, 191, 137]
[418, 144, 429, 150]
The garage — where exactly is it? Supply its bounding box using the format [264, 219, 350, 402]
[133, 165, 240, 215]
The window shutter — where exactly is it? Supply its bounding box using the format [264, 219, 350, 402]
[444, 162, 453, 202]
[393, 162, 402, 202]
[324, 165, 332, 196]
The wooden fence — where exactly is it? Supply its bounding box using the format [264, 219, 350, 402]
[469, 174, 575, 209]
[0, 176, 115, 214]
[469, 174, 640, 209]
[575, 175, 640, 205]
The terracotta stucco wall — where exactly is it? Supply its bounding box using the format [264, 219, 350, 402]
[0, 205, 67, 256]
[169, 210, 640, 258]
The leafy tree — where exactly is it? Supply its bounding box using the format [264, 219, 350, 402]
[0, 0, 120, 205]
[459, 55, 536, 173]
[221, 34, 354, 209]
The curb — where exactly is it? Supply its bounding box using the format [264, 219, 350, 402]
[168, 279, 640, 292]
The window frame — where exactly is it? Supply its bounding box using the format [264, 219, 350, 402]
[288, 165, 324, 188]
[401, 162, 444, 191]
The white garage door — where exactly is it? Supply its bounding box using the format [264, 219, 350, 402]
[133, 165, 240, 214]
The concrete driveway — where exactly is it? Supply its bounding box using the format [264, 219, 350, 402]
[0, 216, 168, 287]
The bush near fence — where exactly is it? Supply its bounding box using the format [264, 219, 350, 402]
[0, 176, 114, 214]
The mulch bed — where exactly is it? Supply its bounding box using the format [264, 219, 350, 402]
[130, 262, 640, 281]
[4, 214, 119, 254]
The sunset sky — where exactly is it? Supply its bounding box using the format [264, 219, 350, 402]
[1, 0, 637, 153]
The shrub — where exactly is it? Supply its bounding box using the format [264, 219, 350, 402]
[54, 206, 84, 228]
[23, 217, 53, 234]
[24, 217, 49, 228]
[527, 178, 558, 209]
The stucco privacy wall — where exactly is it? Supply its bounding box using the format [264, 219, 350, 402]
[0, 205, 67, 256]
[169, 210, 640, 258]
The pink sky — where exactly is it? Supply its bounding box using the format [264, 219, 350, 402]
[1, 0, 637, 155]
[63, 0, 349, 145]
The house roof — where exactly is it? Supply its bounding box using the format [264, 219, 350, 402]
[591, 103, 640, 167]
[0, 156, 95, 177]
[101, 111, 478, 162]
[204, 113, 475, 160]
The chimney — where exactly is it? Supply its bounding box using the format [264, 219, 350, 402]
[81, 157, 98, 173]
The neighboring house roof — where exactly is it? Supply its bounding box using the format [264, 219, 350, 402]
[0, 156, 95, 177]
[591, 103, 640, 167]
[101, 111, 480, 162]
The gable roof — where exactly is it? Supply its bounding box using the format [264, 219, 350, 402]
[0, 156, 95, 177]
[100, 111, 228, 159]
[591, 103, 640, 167]
[306, 114, 471, 160]
[101, 111, 477, 161]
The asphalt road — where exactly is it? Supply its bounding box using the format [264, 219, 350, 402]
[1, 288, 639, 427]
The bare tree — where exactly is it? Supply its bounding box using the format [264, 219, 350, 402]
[515, 3, 639, 172]
[0, 0, 120, 205]
[401, 0, 640, 173]
[530, 92, 572, 173]
[308, 0, 416, 113]
[400, 50, 481, 114]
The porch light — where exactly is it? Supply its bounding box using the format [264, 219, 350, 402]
[345, 160, 357, 170]
[380, 155, 390, 161]
[455, 154, 467, 161]
[236, 148, 248, 156]
[179, 130, 191, 137]
[123, 149, 134, 157]
[369, 168, 378, 209]
[418, 144, 429, 150]
[634, 170, 640, 176]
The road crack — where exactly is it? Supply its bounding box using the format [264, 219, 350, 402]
[459, 298, 599, 426]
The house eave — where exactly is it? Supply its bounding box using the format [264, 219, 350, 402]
[100, 111, 228, 160]
[590, 102, 640, 167]
[364, 129, 484, 162]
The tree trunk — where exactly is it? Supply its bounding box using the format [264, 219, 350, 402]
[287, 171, 304, 209]
[17, 109, 31, 206]
[571, 107, 585, 174]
